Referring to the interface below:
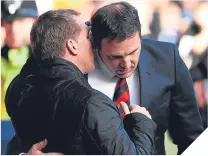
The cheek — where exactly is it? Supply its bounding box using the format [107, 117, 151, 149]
[132, 57, 139, 64]
[80, 40, 90, 52]
[100, 53, 119, 71]
[85, 39, 92, 48]
[132, 52, 140, 64]
[86, 43, 93, 59]
[106, 60, 120, 71]
[5, 27, 13, 37]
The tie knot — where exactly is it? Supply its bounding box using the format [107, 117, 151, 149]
[116, 78, 127, 90]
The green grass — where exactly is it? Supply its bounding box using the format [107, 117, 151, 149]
[165, 131, 177, 155]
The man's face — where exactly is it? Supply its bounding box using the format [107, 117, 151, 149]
[76, 19, 95, 73]
[3, 17, 35, 48]
[99, 32, 141, 78]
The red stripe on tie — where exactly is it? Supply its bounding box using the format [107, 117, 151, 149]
[115, 88, 130, 109]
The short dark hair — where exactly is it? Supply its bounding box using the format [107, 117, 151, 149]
[91, 1, 141, 49]
[30, 9, 81, 60]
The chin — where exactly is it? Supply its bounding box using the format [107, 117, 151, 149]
[116, 72, 133, 78]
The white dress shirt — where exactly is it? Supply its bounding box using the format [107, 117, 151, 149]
[88, 52, 140, 105]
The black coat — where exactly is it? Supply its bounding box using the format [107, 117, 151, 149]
[5, 57, 156, 154]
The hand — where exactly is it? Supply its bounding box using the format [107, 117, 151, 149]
[120, 102, 152, 119]
[27, 139, 63, 155]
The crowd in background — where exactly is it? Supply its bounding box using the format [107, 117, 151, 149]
[1, 0, 207, 154]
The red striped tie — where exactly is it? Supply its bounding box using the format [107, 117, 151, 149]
[113, 78, 130, 118]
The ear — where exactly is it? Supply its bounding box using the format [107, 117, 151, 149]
[66, 39, 78, 56]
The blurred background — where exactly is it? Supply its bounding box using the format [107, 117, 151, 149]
[1, 0, 207, 154]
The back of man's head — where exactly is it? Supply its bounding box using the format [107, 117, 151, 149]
[30, 9, 81, 60]
[91, 1, 141, 49]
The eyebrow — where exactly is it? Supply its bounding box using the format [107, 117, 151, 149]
[109, 47, 139, 58]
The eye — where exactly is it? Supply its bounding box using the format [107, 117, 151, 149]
[108, 55, 121, 60]
[129, 51, 136, 55]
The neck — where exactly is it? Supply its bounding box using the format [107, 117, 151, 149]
[61, 56, 84, 74]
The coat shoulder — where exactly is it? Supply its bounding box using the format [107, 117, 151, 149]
[142, 38, 175, 49]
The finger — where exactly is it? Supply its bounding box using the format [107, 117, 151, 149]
[129, 104, 138, 111]
[143, 111, 151, 119]
[32, 139, 48, 151]
[120, 102, 130, 115]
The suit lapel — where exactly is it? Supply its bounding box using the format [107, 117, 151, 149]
[138, 45, 155, 108]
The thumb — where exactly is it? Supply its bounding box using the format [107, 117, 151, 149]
[29, 139, 48, 154]
[120, 102, 130, 115]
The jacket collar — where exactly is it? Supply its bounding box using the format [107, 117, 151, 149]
[20, 56, 85, 82]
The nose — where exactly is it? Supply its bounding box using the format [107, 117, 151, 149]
[11, 22, 18, 35]
[120, 57, 131, 69]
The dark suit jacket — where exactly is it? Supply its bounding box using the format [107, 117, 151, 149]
[137, 39, 204, 154]
[6, 39, 204, 155]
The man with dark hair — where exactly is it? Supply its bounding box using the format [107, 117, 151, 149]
[5, 9, 156, 155]
[9, 1, 204, 155]
[89, 2, 203, 154]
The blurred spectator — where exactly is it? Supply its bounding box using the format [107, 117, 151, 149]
[190, 2, 208, 129]
[158, 1, 182, 44]
[191, 2, 208, 58]
[1, 0, 38, 119]
[189, 50, 207, 129]
[180, 0, 200, 33]
[178, 1, 208, 129]
[181, 1, 208, 81]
